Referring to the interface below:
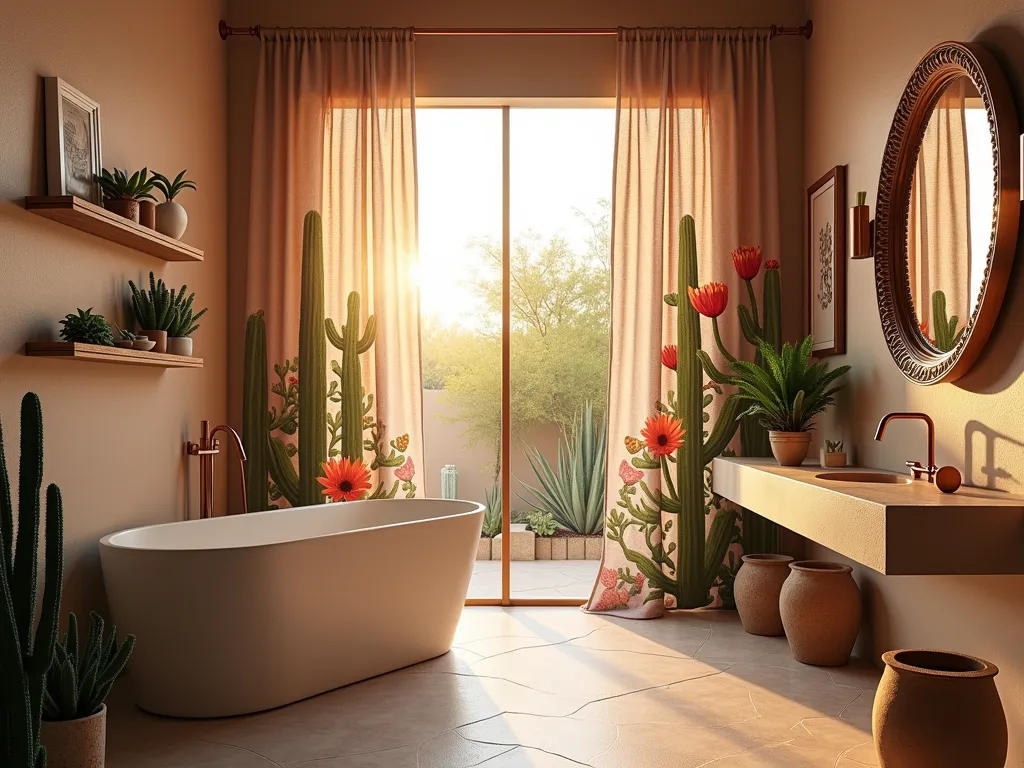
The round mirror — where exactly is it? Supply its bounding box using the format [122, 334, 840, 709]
[875, 42, 1020, 384]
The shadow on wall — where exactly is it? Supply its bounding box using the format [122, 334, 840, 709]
[957, 26, 1024, 395]
[964, 419, 1024, 491]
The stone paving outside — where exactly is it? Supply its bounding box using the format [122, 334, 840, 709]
[468, 559, 601, 600]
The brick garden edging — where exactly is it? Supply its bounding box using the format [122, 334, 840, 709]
[478, 525, 603, 561]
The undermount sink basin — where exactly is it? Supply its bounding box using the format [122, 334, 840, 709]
[816, 471, 912, 485]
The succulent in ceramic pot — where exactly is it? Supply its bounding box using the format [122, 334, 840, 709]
[151, 169, 196, 240]
[94, 167, 157, 223]
[40, 611, 136, 768]
[166, 287, 208, 357]
[722, 337, 851, 466]
[59, 308, 115, 346]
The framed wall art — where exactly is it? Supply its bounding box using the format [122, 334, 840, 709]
[806, 165, 847, 356]
[44, 77, 103, 203]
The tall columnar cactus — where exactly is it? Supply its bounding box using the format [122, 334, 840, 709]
[326, 291, 376, 463]
[0, 393, 64, 768]
[931, 289, 965, 352]
[298, 211, 328, 506]
[243, 311, 270, 512]
[736, 257, 783, 555]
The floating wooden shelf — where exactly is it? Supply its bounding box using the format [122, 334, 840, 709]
[24, 196, 203, 263]
[25, 342, 203, 369]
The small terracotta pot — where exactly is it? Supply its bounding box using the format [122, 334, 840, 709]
[734, 554, 793, 636]
[768, 431, 811, 466]
[167, 336, 193, 357]
[138, 199, 157, 229]
[873, 649, 1006, 768]
[40, 704, 106, 768]
[779, 560, 861, 666]
[141, 329, 168, 354]
[104, 198, 140, 223]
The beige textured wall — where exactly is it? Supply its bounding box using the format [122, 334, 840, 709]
[0, 0, 228, 618]
[224, 0, 809, 444]
[805, 0, 1024, 756]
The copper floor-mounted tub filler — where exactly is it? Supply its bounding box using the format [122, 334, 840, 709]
[186, 420, 248, 518]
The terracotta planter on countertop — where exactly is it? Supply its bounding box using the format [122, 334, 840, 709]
[40, 704, 106, 768]
[873, 649, 1006, 768]
[779, 560, 861, 666]
[734, 554, 793, 636]
[769, 431, 812, 466]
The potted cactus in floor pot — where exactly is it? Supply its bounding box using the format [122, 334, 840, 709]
[40, 612, 136, 768]
[0, 393, 65, 768]
[151, 169, 196, 240]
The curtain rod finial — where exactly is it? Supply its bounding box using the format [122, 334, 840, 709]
[219, 19, 229, 40]
[803, 20, 814, 39]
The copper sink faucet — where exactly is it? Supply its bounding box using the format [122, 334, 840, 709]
[186, 420, 249, 518]
[873, 412, 938, 482]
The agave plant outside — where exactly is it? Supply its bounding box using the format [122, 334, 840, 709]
[481, 483, 502, 538]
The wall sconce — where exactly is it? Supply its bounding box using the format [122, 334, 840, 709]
[850, 190, 873, 259]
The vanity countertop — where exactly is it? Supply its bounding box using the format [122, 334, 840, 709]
[712, 457, 1024, 575]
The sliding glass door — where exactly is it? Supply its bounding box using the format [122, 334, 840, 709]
[418, 105, 613, 605]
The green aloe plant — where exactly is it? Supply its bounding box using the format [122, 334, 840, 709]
[95, 167, 156, 201]
[518, 401, 606, 535]
[59, 308, 114, 346]
[482, 483, 502, 538]
[166, 289, 208, 338]
[703, 337, 851, 433]
[151, 170, 196, 202]
[43, 612, 135, 721]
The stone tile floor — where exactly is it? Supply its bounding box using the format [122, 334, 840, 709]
[107, 607, 881, 767]
[468, 560, 601, 600]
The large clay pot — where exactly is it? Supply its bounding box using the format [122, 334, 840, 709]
[779, 560, 860, 666]
[155, 200, 188, 239]
[873, 649, 1006, 768]
[734, 554, 793, 636]
[141, 329, 168, 354]
[104, 198, 139, 223]
[138, 199, 157, 229]
[768, 431, 811, 466]
[40, 704, 106, 768]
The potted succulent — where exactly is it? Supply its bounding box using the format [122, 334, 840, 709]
[821, 439, 848, 468]
[41, 612, 136, 768]
[59, 308, 115, 347]
[94, 167, 156, 224]
[128, 272, 182, 354]
[727, 337, 850, 466]
[166, 288, 208, 357]
[151, 169, 196, 239]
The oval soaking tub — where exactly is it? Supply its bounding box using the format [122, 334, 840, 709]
[99, 498, 484, 718]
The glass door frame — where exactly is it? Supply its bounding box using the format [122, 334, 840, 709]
[418, 101, 607, 607]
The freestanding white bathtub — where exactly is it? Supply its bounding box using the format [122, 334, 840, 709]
[99, 498, 484, 718]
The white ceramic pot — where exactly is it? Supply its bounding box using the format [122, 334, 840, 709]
[167, 336, 193, 357]
[40, 704, 106, 768]
[768, 431, 812, 466]
[155, 201, 188, 239]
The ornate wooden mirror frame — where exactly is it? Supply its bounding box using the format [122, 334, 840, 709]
[874, 41, 1020, 385]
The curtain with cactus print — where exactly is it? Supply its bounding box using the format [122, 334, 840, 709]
[585, 28, 784, 617]
[244, 28, 422, 509]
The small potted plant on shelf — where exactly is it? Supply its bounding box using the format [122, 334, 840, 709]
[151, 169, 196, 239]
[94, 167, 157, 224]
[727, 336, 851, 466]
[821, 439, 848, 468]
[166, 288, 208, 357]
[40, 612, 136, 768]
[59, 308, 115, 347]
[129, 272, 202, 355]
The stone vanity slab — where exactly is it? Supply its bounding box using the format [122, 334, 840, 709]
[712, 458, 1024, 575]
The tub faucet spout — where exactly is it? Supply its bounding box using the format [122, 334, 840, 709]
[186, 420, 249, 518]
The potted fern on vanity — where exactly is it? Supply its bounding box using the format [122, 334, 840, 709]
[41, 612, 135, 768]
[726, 337, 851, 466]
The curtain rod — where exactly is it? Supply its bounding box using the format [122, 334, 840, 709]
[218, 19, 813, 40]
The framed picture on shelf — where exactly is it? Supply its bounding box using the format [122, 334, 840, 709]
[806, 165, 847, 356]
[44, 77, 103, 204]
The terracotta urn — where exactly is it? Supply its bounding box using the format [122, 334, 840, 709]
[873, 649, 1006, 768]
[768, 431, 811, 466]
[104, 198, 139, 223]
[138, 199, 157, 229]
[40, 704, 106, 768]
[156, 200, 188, 239]
[734, 554, 793, 636]
[779, 560, 860, 666]
[141, 329, 168, 354]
